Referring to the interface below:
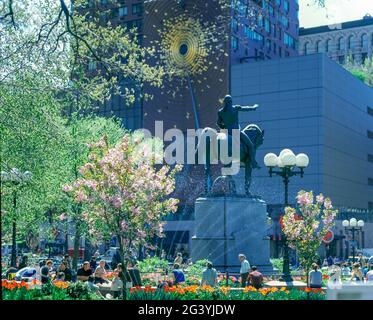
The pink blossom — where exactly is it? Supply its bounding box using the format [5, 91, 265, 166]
[296, 192, 313, 205]
[131, 207, 140, 215]
[75, 190, 88, 203]
[111, 197, 123, 208]
[324, 199, 333, 209]
[59, 213, 66, 221]
[62, 185, 73, 193]
[316, 194, 324, 205]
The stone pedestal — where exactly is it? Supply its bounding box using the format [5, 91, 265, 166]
[191, 196, 273, 273]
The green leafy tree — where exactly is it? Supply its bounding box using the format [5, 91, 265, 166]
[344, 57, 373, 87]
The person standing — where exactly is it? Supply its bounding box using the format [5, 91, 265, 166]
[239, 254, 250, 287]
[201, 261, 217, 287]
[248, 266, 264, 289]
[309, 263, 323, 288]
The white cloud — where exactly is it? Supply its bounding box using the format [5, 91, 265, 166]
[299, 0, 373, 28]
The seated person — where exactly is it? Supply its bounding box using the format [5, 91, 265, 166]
[57, 261, 72, 282]
[172, 263, 185, 286]
[350, 263, 363, 282]
[40, 260, 54, 284]
[329, 263, 342, 284]
[124, 261, 142, 288]
[111, 264, 124, 299]
[201, 261, 217, 287]
[309, 263, 323, 289]
[77, 261, 93, 282]
[248, 266, 264, 289]
[94, 260, 109, 284]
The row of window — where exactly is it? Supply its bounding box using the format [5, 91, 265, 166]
[232, 35, 291, 57]
[304, 33, 373, 54]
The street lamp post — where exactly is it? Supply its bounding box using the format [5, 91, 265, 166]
[1, 168, 32, 267]
[342, 218, 364, 262]
[264, 149, 310, 282]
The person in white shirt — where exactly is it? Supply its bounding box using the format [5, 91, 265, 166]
[366, 265, 373, 282]
[239, 254, 251, 287]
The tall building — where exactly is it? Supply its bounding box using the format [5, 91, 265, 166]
[299, 14, 373, 64]
[231, 0, 299, 64]
[86, 0, 299, 132]
[231, 54, 373, 257]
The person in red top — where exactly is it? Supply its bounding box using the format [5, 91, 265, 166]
[248, 266, 264, 289]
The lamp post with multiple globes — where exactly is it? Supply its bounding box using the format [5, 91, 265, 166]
[264, 149, 310, 282]
[342, 218, 365, 262]
[1, 168, 33, 267]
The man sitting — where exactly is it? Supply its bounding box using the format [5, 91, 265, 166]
[248, 266, 264, 289]
[58, 261, 72, 282]
[94, 259, 109, 284]
[77, 261, 93, 282]
[201, 261, 217, 287]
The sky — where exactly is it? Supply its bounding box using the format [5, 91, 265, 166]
[299, 0, 373, 28]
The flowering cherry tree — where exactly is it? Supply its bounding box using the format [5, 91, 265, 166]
[63, 132, 181, 275]
[282, 190, 338, 285]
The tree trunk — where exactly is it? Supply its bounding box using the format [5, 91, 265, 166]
[72, 225, 80, 271]
[117, 235, 127, 300]
[10, 190, 17, 268]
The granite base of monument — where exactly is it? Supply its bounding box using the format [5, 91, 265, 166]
[191, 196, 273, 273]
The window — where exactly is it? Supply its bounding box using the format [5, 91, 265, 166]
[132, 3, 142, 15]
[284, 32, 296, 49]
[284, 0, 289, 12]
[338, 55, 345, 64]
[361, 34, 368, 50]
[368, 130, 373, 140]
[232, 18, 239, 32]
[368, 106, 373, 117]
[338, 37, 345, 51]
[368, 154, 373, 163]
[348, 35, 355, 50]
[119, 6, 128, 17]
[316, 40, 323, 53]
[326, 39, 332, 52]
[369, 178, 373, 187]
[304, 42, 310, 54]
[232, 36, 238, 50]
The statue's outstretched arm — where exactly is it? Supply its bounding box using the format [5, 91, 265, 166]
[234, 104, 259, 111]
